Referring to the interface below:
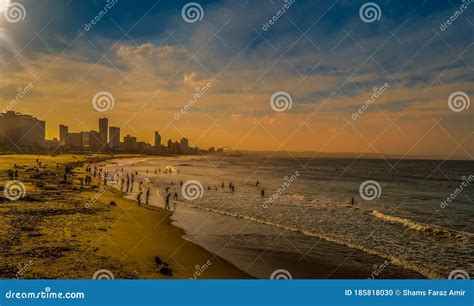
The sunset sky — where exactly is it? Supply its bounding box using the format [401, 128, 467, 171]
[0, 0, 472, 158]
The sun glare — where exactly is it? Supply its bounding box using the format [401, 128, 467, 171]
[0, 0, 10, 12]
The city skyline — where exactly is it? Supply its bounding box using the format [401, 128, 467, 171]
[0, 0, 472, 159]
[0, 110, 202, 154]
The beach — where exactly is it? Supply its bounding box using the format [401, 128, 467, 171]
[101, 155, 472, 280]
[0, 154, 248, 279]
[1, 154, 471, 280]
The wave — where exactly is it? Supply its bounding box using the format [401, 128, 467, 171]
[178, 201, 443, 279]
[371, 210, 473, 239]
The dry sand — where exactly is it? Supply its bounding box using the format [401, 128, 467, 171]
[0, 154, 249, 279]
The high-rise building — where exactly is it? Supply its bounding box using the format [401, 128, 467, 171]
[0, 111, 45, 148]
[88, 130, 102, 152]
[180, 138, 189, 153]
[109, 127, 120, 148]
[59, 124, 68, 146]
[124, 135, 137, 151]
[65, 132, 84, 148]
[99, 118, 108, 145]
[154, 131, 161, 147]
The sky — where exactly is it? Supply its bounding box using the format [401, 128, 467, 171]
[0, 0, 472, 158]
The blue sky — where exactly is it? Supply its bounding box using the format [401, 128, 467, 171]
[0, 0, 472, 156]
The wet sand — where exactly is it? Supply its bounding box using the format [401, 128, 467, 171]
[0, 154, 248, 279]
[171, 206, 425, 279]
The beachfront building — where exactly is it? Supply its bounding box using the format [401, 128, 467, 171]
[0, 111, 45, 149]
[88, 131, 102, 152]
[124, 135, 137, 151]
[109, 126, 120, 148]
[180, 138, 189, 153]
[99, 118, 108, 145]
[65, 132, 84, 148]
[59, 124, 68, 146]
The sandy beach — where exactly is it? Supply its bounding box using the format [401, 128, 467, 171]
[0, 154, 248, 279]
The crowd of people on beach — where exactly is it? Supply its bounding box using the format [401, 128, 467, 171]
[80, 163, 271, 214]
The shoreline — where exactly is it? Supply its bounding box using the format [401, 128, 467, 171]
[0, 154, 249, 279]
[104, 156, 427, 279]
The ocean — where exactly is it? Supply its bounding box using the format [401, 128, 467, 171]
[103, 156, 473, 279]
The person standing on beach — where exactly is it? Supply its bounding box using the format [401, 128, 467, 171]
[165, 193, 171, 211]
[146, 188, 150, 204]
[136, 192, 142, 205]
[221, 181, 224, 188]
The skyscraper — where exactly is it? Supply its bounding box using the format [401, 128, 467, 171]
[99, 118, 108, 145]
[109, 126, 120, 148]
[180, 138, 189, 153]
[154, 131, 161, 148]
[59, 124, 68, 146]
[0, 111, 45, 148]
